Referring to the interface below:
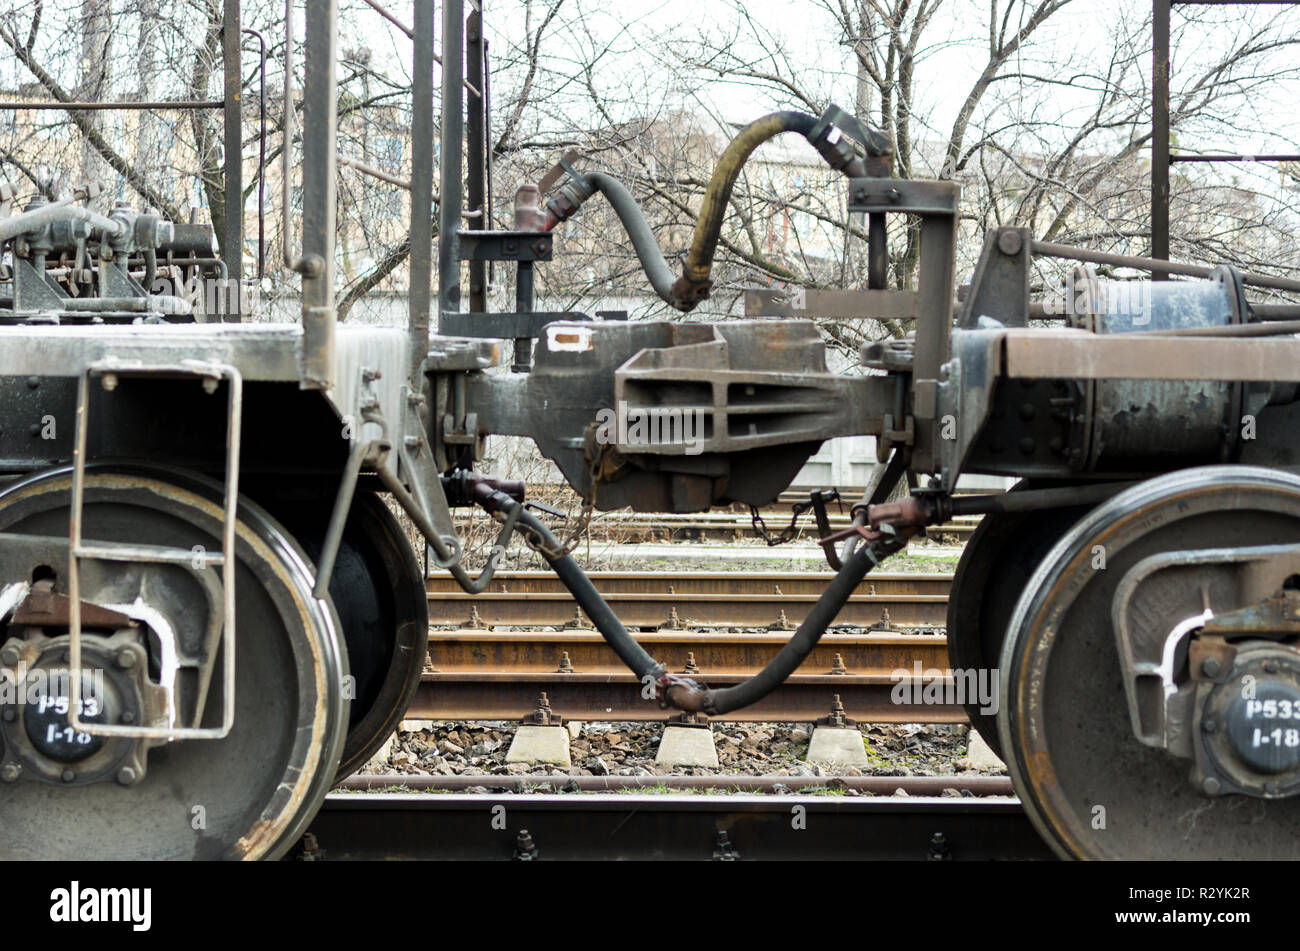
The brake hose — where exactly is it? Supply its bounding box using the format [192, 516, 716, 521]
[472, 483, 910, 716]
[544, 109, 882, 312]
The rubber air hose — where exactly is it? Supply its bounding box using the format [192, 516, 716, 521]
[669, 110, 820, 311]
[504, 491, 907, 716]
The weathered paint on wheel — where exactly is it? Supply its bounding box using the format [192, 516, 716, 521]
[272, 492, 428, 780]
[0, 467, 348, 860]
[946, 483, 1090, 759]
[999, 466, 1300, 859]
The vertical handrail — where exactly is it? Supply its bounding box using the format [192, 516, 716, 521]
[1151, 0, 1170, 272]
[297, 0, 337, 389]
[437, 0, 465, 332]
[410, 0, 435, 384]
[466, 4, 487, 314]
[222, 0, 243, 316]
[241, 27, 268, 281]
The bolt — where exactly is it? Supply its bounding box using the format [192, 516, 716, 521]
[996, 230, 1023, 256]
[0, 763, 19, 783]
[120, 710, 135, 725]
[116, 767, 137, 786]
[115, 649, 137, 669]
[556, 651, 575, 674]
[1201, 657, 1222, 678]
[532, 240, 550, 256]
[1203, 717, 1218, 733]
[513, 829, 539, 861]
[1266, 781, 1280, 795]
[61, 768, 76, 783]
[404, 435, 422, 450]
[1202, 776, 1221, 795]
[928, 831, 952, 861]
[201, 377, 219, 395]
[830, 653, 849, 675]
[0, 644, 20, 667]
[1018, 436, 1037, 455]
[100, 373, 118, 392]
[712, 829, 740, 861]
[1265, 660, 1280, 674]
[2, 709, 14, 722]
[27, 422, 39, 437]
[25, 376, 39, 389]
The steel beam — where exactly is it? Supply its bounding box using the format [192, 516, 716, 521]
[410, 0, 435, 383]
[298, 0, 338, 389]
[222, 0, 243, 314]
[1152, 0, 1171, 268]
[437, 0, 465, 330]
[466, 5, 488, 315]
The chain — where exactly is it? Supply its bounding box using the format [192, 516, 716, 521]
[521, 457, 600, 559]
[555, 492, 595, 556]
[749, 502, 808, 546]
[749, 489, 843, 546]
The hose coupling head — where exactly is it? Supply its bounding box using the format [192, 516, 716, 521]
[542, 173, 596, 231]
[669, 274, 712, 312]
[809, 104, 893, 179]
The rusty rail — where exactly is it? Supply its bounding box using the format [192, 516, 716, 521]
[415, 628, 963, 722]
[428, 570, 953, 630]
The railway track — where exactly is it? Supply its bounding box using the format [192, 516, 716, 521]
[428, 570, 953, 630]
[420, 571, 960, 721]
[561, 511, 979, 545]
[303, 788, 1048, 860]
[414, 628, 962, 721]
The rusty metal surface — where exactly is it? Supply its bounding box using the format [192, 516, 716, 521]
[427, 571, 952, 629]
[413, 626, 961, 722]
[409, 675, 964, 723]
[338, 774, 1012, 795]
[428, 629, 947, 674]
[1002, 329, 1300, 382]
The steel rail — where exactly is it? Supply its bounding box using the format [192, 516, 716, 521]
[412, 628, 962, 722]
[337, 774, 1014, 795]
[305, 792, 1050, 860]
[427, 571, 953, 629]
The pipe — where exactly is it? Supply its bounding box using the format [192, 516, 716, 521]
[670, 111, 820, 309]
[582, 172, 677, 305]
[665, 534, 907, 715]
[946, 481, 1135, 517]
[1031, 239, 1300, 294]
[541, 111, 844, 312]
[0, 203, 124, 243]
[491, 489, 908, 716]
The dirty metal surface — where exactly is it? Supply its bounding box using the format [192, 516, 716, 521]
[305, 791, 1048, 860]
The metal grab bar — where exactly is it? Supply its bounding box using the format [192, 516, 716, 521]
[281, 0, 321, 278]
[241, 27, 268, 280]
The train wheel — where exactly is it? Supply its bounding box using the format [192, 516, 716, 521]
[945, 484, 1091, 758]
[999, 466, 1300, 859]
[272, 492, 428, 780]
[0, 468, 348, 860]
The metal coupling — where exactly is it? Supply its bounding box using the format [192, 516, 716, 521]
[542, 175, 596, 230]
